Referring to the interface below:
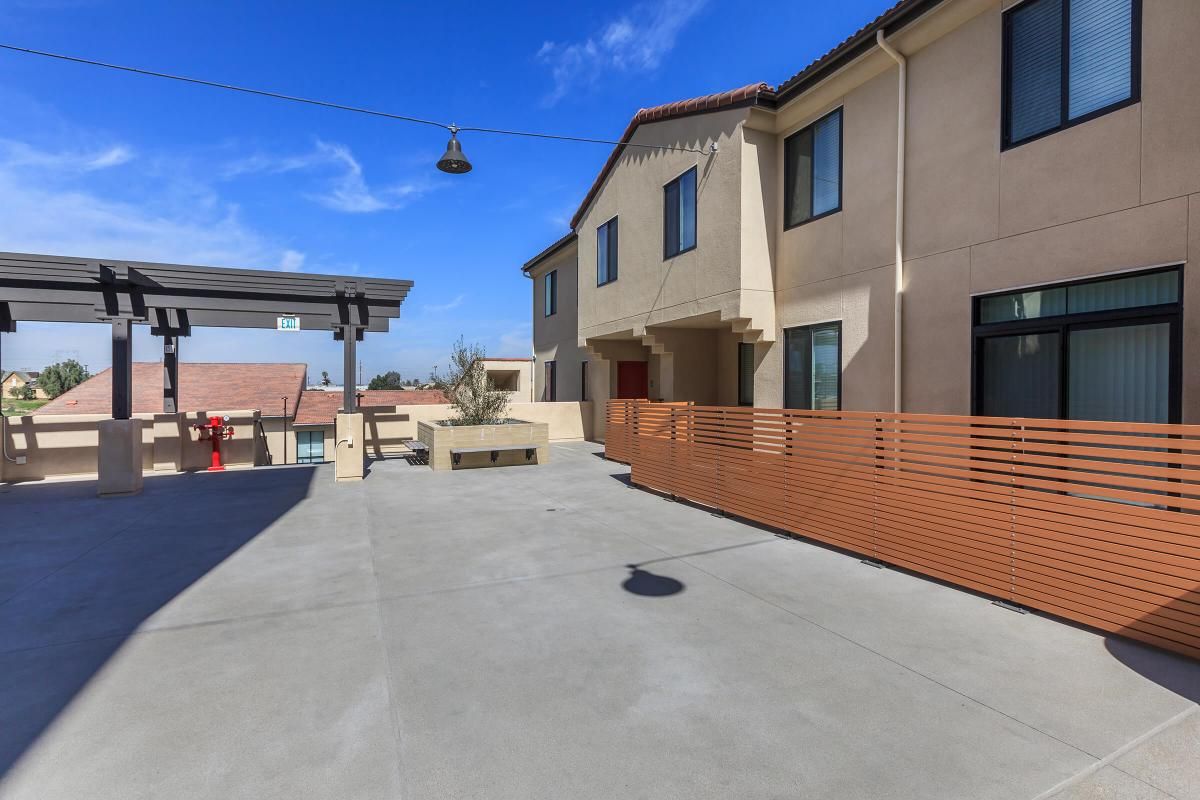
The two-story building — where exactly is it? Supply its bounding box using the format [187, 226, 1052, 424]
[526, 0, 1200, 440]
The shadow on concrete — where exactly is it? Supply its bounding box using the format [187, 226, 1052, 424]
[622, 567, 684, 597]
[0, 465, 318, 781]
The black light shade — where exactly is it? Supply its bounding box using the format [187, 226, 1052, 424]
[436, 132, 472, 174]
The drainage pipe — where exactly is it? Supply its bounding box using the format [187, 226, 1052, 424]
[877, 29, 906, 414]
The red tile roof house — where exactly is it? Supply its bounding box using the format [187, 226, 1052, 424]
[35, 362, 449, 466]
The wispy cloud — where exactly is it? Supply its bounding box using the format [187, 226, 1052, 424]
[0, 139, 298, 268]
[536, 0, 708, 106]
[223, 139, 429, 213]
[0, 139, 134, 173]
[423, 294, 465, 313]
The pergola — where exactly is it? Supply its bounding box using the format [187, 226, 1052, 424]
[0, 251, 413, 417]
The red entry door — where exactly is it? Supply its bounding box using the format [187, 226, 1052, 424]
[616, 361, 649, 399]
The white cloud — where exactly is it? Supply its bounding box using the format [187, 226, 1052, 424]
[279, 249, 306, 272]
[0, 140, 297, 268]
[223, 140, 428, 213]
[0, 139, 134, 173]
[536, 0, 708, 105]
[423, 294, 466, 313]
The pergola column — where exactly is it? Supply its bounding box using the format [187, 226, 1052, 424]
[342, 325, 357, 414]
[162, 334, 179, 414]
[111, 318, 132, 420]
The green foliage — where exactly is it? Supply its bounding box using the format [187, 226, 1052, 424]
[429, 338, 509, 426]
[368, 370, 404, 390]
[320, 370, 332, 387]
[38, 359, 90, 399]
[8, 383, 35, 400]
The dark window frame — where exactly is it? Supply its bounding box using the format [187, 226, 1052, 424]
[783, 107, 844, 231]
[581, 361, 589, 402]
[545, 360, 557, 402]
[783, 321, 843, 411]
[663, 166, 698, 260]
[1001, 0, 1142, 151]
[544, 269, 557, 317]
[296, 429, 325, 464]
[596, 216, 619, 287]
[737, 342, 754, 407]
[971, 265, 1183, 422]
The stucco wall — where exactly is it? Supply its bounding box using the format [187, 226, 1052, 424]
[576, 107, 755, 340]
[1, 409, 265, 482]
[528, 241, 587, 402]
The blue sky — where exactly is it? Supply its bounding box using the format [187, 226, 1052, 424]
[0, 0, 887, 385]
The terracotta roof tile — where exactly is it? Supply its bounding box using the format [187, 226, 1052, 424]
[36, 362, 307, 417]
[292, 389, 448, 426]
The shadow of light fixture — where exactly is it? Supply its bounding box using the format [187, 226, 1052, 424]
[622, 565, 685, 597]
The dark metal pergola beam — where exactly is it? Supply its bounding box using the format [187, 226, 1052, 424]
[0, 251, 414, 420]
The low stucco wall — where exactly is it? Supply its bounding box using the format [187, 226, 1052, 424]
[417, 418, 550, 471]
[0, 409, 266, 482]
[288, 401, 593, 463]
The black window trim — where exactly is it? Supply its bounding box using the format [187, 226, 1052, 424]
[970, 264, 1183, 423]
[1001, 0, 1142, 151]
[783, 320, 843, 411]
[663, 165, 698, 260]
[737, 341, 754, 407]
[543, 269, 558, 317]
[545, 359, 557, 402]
[596, 215, 619, 287]
[783, 106, 844, 231]
[581, 360, 589, 402]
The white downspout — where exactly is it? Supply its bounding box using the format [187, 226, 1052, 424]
[877, 29, 906, 414]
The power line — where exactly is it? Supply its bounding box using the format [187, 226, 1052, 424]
[0, 43, 712, 155]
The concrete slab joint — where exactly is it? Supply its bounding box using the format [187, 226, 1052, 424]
[97, 418, 144, 497]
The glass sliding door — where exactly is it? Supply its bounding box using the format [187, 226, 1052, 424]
[973, 267, 1181, 423]
[784, 322, 841, 411]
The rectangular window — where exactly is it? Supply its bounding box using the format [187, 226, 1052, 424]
[1004, 0, 1138, 148]
[581, 361, 589, 402]
[296, 430, 325, 464]
[784, 108, 842, 228]
[974, 267, 1180, 423]
[596, 217, 618, 286]
[545, 360, 557, 402]
[784, 322, 841, 411]
[664, 167, 697, 258]
[544, 269, 557, 317]
[737, 342, 754, 407]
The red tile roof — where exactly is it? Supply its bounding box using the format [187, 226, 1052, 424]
[36, 362, 307, 417]
[568, 82, 775, 230]
[292, 389, 448, 426]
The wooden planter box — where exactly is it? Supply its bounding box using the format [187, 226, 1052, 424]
[417, 419, 549, 471]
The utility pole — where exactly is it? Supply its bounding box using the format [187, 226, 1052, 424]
[358, 359, 363, 387]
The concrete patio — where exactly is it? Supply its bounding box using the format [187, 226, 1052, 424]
[1, 442, 1197, 799]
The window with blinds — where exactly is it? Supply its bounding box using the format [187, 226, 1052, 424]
[664, 167, 697, 258]
[784, 322, 841, 411]
[784, 108, 842, 228]
[1004, 0, 1138, 148]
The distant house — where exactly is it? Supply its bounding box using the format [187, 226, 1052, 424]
[292, 389, 447, 463]
[2, 370, 47, 399]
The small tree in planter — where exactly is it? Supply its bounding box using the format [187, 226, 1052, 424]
[430, 337, 510, 425]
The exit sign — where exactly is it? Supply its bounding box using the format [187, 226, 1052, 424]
[277, 316, 300, 331]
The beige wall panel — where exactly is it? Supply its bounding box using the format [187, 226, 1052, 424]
[577, 108, 745, 334]
[999, 105, 1142, 238]
[841, 68, 900, 274]
[741, 127, 778, 294]
[1141, 0, 1200, 203]
[530, 241, 586, 402]
[970, 197, 1188, 294]
[840, 265, 895, 412]
[902, 248, 973, 414]
[905, 8, 1001, 261]
[778, 212, 844, 291]
[754, 340, 783, 409]
[1185, 195, 1200, 423]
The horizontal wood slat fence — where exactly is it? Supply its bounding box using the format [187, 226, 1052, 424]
[605, 399, 1200, 660]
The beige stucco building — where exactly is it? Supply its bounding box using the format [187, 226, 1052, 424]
[527, 0, 1200, 439]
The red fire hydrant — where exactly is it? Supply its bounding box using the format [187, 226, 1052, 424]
[193, 415, 235, 472]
